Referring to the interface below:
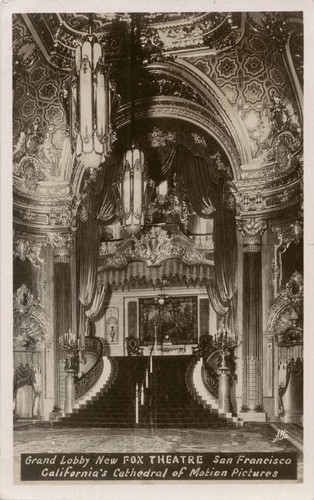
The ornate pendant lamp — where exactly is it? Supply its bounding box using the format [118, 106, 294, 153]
[114, 14, 152, 235]
[120, 145, 146, 233]
[70, 17, 117, 171]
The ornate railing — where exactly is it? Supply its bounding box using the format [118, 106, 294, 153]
[201, 362, 219, 399]
[75, 337, 103, 400]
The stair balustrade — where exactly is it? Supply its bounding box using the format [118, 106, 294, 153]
[75, 337, 104, 400]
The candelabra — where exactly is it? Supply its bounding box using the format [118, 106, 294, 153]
[213, 327, 238, 352]
[59, 330, 85, 373]
[212, 327, 239, 414]
[59, 330, 86, 413]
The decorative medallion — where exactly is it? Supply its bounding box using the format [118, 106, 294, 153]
[243, 56, 264, 77]
[216, 57, 238, 78]
[243, 81, 264, 104]
[17, 156, 45, 191]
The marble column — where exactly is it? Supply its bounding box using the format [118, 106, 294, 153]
[237, 218, 267, 419]
[50, 235, 72, 413]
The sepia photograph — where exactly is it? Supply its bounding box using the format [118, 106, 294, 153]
[1, 2, 313, 499]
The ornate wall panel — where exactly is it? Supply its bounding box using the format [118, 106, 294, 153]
[13, 16, 69, 188]
[188, 24, 302, 164]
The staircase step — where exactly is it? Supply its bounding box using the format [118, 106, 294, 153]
[62, 356, 240, 428]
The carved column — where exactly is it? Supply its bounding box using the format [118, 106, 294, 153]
[48, 233, 72, 413]
[237, 218, 267, 417]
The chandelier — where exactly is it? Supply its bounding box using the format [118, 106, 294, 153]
[115, 144, 148, 234]
[68, 22, 117, 171]
[113, 14, 153, 235]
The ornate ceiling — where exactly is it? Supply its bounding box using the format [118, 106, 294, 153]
[20, 12, 240, 70]
[12, 12, 303, 238]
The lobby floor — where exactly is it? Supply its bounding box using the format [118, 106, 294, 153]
[13, 423, 303, 483]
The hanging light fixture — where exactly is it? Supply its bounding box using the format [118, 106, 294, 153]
[114, 14, 153, 235]
[69, 15, 117, 171]
[120, 145, 147, 233]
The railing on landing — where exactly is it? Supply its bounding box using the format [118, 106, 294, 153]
[75, 337, 103, 400]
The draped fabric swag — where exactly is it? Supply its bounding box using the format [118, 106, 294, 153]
[166, 144, 237, 312]
[85, 281, 109, 321]
[77, 157, 120, 312]
[77, 204, 99, 308]
[79, 142, 237, 326]
[77, 159, 120, 334]
[206, 278, 229, 316]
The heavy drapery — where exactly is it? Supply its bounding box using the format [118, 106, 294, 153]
[77, 156, 121, 310]
[148, 143, 237, 309]
[77, 202, 99, 308]
[172, 144, 237, 310]
[79, 142, 237, 325]
[97, 156, 121, 223]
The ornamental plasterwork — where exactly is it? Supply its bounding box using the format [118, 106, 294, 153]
[117, 97, 242, 175]
[236, 217, 267, 247]
[272, 220, 303, 251]
[266, 272, 303, 346]
[14, 156, 46, 192]
[229, 162, 302, 217]
[13, 285, 52, 348]
[13, 184, 72, 233]
[13, 238, 44, 268]
[46, 232, 73, 250]
[99, 226, 213, 268]
[22, 13, 244, 71]
[271, 220, 303, 297]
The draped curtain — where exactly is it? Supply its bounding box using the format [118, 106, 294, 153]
[172, 144, 237, 311]
[85, 281, 109, 321]
[97, 158, 121, 223]
[77, 202, 99, 308]
[77, 156, 121, 313]
[78, 142, 237, 329]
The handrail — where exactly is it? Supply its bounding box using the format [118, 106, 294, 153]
[75, 336, 103, 400]
[201, 362, 219, 399]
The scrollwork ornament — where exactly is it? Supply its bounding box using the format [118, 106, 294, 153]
[267, 272, 303, 347]
[13, 285, 52, 348]
[272, 220, 303, 251]
[100, 226, 211, 268]
[46, 232, 73, 263]
[14, 238, 44, 268]
[16, 155, 46, 192]
[237, 217, 267, 251]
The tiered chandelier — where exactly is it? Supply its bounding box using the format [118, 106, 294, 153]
[114, 14, 151, 235]
[118, 145, 147, 234]
[69, 25, 117, 170]
[68, 14, 152, 234]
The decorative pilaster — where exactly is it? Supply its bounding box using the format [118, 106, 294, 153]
[47, 232, 73, 413]
[237, 218, 267, 417]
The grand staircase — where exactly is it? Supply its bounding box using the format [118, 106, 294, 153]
[57, 356, 236, 428]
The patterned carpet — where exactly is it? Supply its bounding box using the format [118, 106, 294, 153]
[13, 423, 303, 483]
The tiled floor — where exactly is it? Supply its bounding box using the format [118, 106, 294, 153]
[13, 423, 303, 483]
